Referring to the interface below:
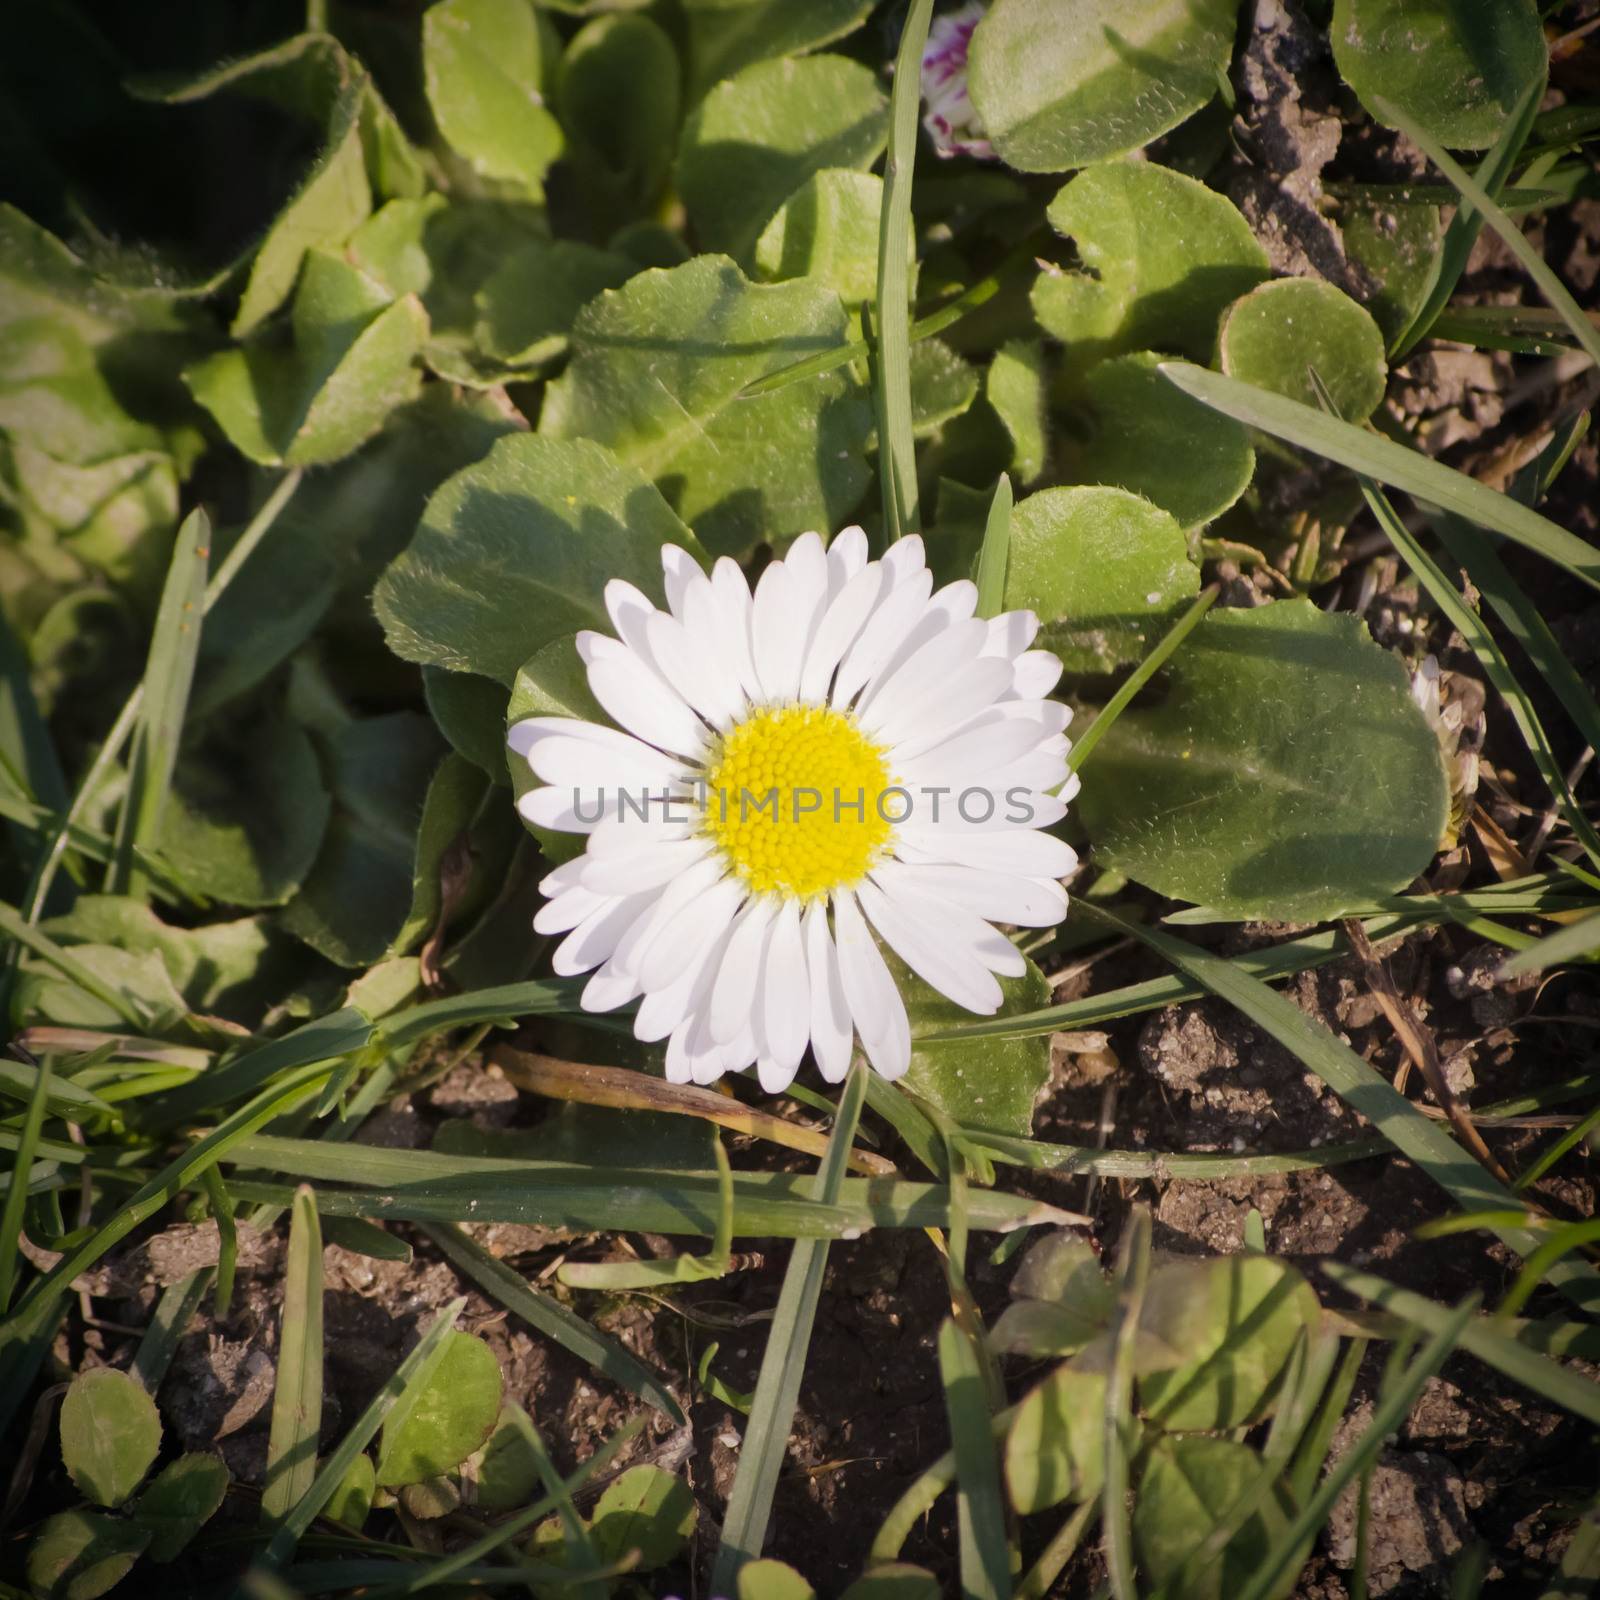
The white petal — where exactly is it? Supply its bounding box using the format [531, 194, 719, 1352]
[709, 895, 777, 1044]
[582, 963, 641, 1012]
[757, 1055, 799, 1094]
[603, 579, 660, 661]
[832, 568, 933, 708]
[880, 533, 927, 586]
[661, 545, 703, 617]
[828, 525, 868, 586]
[832, 886, 910, 1080]
[680, 576, 751, 722]
[926, 578, 978, 628]
[898, 788, 1069, 835]
[752, 534, 827, 703]
[804, 901, 853, 1083]
[533, 884, 611, 936]
[877, 859, 1067, 927]
[578, 835, 710, 896]
[636, 871, 745, 993]
[710, 557, 762, 702]
[518, 786, 611, 833]
[757, 898, 810, 1075]
[1010, 649, 1065, 700]
[897, 708, 1064, 789]
[635, 900, 739, 1041]
[895, 827, 1078, 877]
[981, 610, 1040, 659]
[868, 652, 1014, 750]
[797, 562, 884, 704]
[857, 877, 1001, 1015]
[554, 892, 655, 977]
[584, 637, 708, 760]
[523, 732, 688, 794]
[647, 610, 743, 728]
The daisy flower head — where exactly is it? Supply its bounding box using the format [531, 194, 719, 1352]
[509, 528, 1076, 1093]
[919, 1, 994, 160]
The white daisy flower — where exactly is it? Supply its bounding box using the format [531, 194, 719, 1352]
[508, 528, 1076, 1093]
[919, 1, 994, 161]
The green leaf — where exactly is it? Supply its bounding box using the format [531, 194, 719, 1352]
[262, 1186, 325, 1526]
[1133, 1435, 1296, 1600]
[60, 1366, 162, 1508]
[685, 0, 874, 95]
[990, 1233, 1116, 1359]
[1218, 277, 1388, 421]
[158, 712, 330, 907]
[939, 1318, 1010, 1600]
[375, 433, 703, 685]
[424, 668, 511, 782]
[422, 0, 564, 196]
[475, 240, 635, 368]
[376, 1331, 503, 1487]
[1031, 162, 1268, 365]
[987, 340, 1048, 487]
[676, 54, 888, 266]
[839, 1566, 942, 1600]
[280, 713, 447, 968]
[541, 256, 872, 559]
[391, 753, 490, 956]
[590, 1464, 697, 1569]
[1158, 360, 1600, 592]
[968, 0, 1243, 172]
[184, 252, 427, 468]
[131, 1453, 229, 1562]
[25, 1511, 150, 1600]
[557, 13, 680, 211]
[325, 1451, 376, 1530]
[467, 1402, 542, 1512]
[1003, 485, 1200, 675]
[755, 169, 887, 307]
[1077, 600, 1446, 920]
[1004, 1363, 1107, 1513]
[1067, 351, 1253, 530]
[1330, 0, 1546, 151]
[908, 338, 978, 438]
[737, 1560, 817, 1600]
[1136, 1255, 1321, 1430]
[1341, 202, 1442, 348]
[904, 958, 1051, 1137]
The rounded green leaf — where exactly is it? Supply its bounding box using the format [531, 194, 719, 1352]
[839, 1567, 941, 1600]
[1219, 277, 1388, 421]
[1133, 1436, 1296, 1600]
[26, 1510, 150, 1600]
[686, 0, 874, 95]
[1032, 162, 1268, 365]
[909, 338, 978, 438]
[475, 240, 635, 367]
[424, 667, 511, 782]
[1331, 0, 1546, 151]
[1069, 351, 1253, 530]
[755, 169, 886, 307]
[987, 339, 1048, 487]
[60, 1368, 162, 1509]
[130, 1453, 229, 1563]
[558, 13, 680, 205]
[676, 54, 888, 265]
[1003, 485, 1200, 675]
[969, 0, 1243, 172]
[1341, 202, 1443, 347]
[590, 1464, 697, 1569]
[1005, 1363, 1107, 1513]
[376, 1332, 503, 1487]
[468, 1402, 542, 1512]
[1077, 600, 1449, 920]
[325, 1452, 376, 1531]
[540, 256, 873, 559]
[422, 0, 563, 195]
[904, 957, 1051, 1137]
[1136, 1256, 1322, 1430]
[374, 433, 703, 685]
[738, 1560, 816, 1600]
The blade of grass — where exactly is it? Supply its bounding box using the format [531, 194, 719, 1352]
[1235, 1296, 1478, 1600]
[1068, 586, 1219, 775]
[1338, 439, 1600, 870]
[202, 1164, 239, 1317]
[0, 902, 158, 1031]
[874, 0, 933, 541]
[107, 508, 209, 898]
[1374, 90, 1600, 370]
[256, 1297, 464, 1571]
[1157, 362, 1600, 591]
[1017, 1500, 1099, 1600]
[1102, 1206, 1152, 1600]
[1500, 908, 1600, 975]
[1513, 1102, 1600, 1192]
[711, 1061, 869, 1590]
[131, 1269, 213, 1393]
[975, 474, 1012, 619]
[940, 1316, 1013, 1600]
[1078, 903, 1600, 1313]
[0, 1050, 52, 1310]
[1320, 1263, 1600, 1425]
[22, 468, 303, 924]
[262, 1185, 324, 1526]
[1391, 77, 1545, 358]
[418, 1221, 684, 1423]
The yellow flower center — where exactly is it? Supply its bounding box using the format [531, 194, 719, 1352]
[700, 705, 895, 899]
